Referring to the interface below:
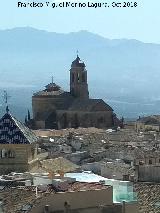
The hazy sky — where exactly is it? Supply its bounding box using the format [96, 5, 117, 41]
[0, 0, 159, 43]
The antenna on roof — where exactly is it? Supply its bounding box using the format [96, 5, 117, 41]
[52, 76, 54, 84]
[6, 106, 9, 114]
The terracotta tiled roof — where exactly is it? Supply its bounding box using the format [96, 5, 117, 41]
[68, 182, 109, 191]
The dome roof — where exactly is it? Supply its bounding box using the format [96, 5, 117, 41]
[45, 82, 61, 91]
[71, 55, 85, 68]
[33, 79, 65, 96]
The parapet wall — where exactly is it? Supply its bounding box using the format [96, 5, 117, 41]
[30, 188, 113, 213]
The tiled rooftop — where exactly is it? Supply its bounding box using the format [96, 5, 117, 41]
[68, 182, 109, 191]
[0, 181, 111, 212]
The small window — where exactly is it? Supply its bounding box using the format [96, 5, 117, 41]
[82, 73, 85, 82]
[98, 117, 104, 123]
[1, 149, 15, 158]
[149, 159, 152, 165]
[139, 160, 144, 165]
[1, 149, 8, 158]
[72, 73, 74, 82]
[77, 73, 80, 82]
[8, 150, 15, 158]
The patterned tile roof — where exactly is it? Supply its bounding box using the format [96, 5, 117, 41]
[0, 112, 38, 144]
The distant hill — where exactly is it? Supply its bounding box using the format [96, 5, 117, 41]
[0, 27, 160, 120]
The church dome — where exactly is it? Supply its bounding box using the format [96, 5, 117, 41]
[45, 82, 61, 92]
[33, 78, 66, 96]
[71, 55, 85, 68]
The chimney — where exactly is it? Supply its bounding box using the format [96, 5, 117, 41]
[122, 201, 125, 213]
[44, 205, 50, 213]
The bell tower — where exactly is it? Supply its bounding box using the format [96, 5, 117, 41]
[70, 55, 89, 99]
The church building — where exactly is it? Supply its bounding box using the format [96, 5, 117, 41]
[31, 55, 119, 130]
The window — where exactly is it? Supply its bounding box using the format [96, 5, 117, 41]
[149, 159, 152, 165]
[139, 160, 144, 165]
[8, 150, 15, 158]
[98, 117, 104, 123]
[77, 73, 80, 82]
[72, 73, 74, 82]
[82, 73, 85, 82]
[1, 149, 15, 158]
[1, 149, 8, 158]
[64, 201, 70, 209]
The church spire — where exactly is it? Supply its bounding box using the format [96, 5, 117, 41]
[6, 106, 9, 114]
[3, 91, 11, 114]
[76, 50, 79, 58]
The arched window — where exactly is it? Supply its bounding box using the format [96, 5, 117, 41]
[98, 117, 104, 123]
[64, 201, 70, 210]
[82, 73, 85, 82]
[72, 73, 74, 82]
[0, 149, 15, 158]
[8, 150, 15, 158]
[1, 149, 8, 158]
[77, 73, 80, 82]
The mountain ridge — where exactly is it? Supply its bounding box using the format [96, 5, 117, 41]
[0, 27, 160, 119]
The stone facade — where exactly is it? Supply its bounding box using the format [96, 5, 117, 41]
[31, 55, 119, 130]
[135, 157, 160, 182]
[0, 144, 37, 174]
[135, 115, 160, 132]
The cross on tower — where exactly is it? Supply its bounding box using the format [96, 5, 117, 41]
[76, 50, 79, 57]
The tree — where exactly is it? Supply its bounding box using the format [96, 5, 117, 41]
[25, 116, 28, 124]
[27, 109, 31, 120]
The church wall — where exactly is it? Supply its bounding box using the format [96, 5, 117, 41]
[32, 97, 57, 119]
[32, 96, 73, 120]
[57, 110, 113, 129]
[35, 120, 45, 129]
[70, 84, 89, 98]
[33, 106, 113, 130]
[88, 111, 113, 128]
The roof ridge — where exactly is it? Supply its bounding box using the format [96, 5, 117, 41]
[11, 115, 38, 143]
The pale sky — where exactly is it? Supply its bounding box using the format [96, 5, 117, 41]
[0, 0, 160, 43]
